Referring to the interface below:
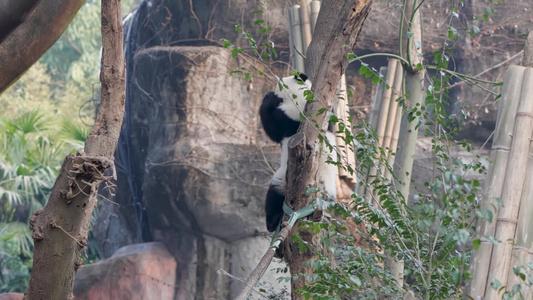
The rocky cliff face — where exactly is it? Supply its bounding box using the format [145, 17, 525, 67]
[129, 46, 287, 299]
[95, 45, 290, 300]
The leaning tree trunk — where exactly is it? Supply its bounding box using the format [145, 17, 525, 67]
[0, 0, 86, 93]
[280, 0, 373, 297]
[24, 0, 125, 299]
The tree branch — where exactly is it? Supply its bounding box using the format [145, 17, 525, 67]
[24, 0, 125, 298]
[84, 0, 126, 158]
[0, 0, 86, 93]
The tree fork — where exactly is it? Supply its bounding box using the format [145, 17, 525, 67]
[280, 0, 373, 297]
[24, 0, 125, 298]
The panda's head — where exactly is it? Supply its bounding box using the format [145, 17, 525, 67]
[275, 74, 312, 122]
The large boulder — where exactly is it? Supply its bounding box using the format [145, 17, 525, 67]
[0, 293, 23, 300]
[73, 242, 176, 300]
[129, 46, 288, 299]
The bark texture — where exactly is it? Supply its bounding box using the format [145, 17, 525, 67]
[0, 0, 86, 93]
[523, 30, 533, 67]
[84, 0, 126, 158]
[281, 0, 373, 297]
[24, 0, 125, 299]
[0, 0, 37, 41]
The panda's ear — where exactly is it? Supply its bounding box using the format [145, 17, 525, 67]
[294, 73, 308, 83]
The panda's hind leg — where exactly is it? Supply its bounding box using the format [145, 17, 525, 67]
[264, 184, 285, 232]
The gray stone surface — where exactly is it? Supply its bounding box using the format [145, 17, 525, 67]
[121, 45, 288, 299]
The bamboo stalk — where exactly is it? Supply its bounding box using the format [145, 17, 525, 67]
[392, 0, 424, 204]
[357, 66, 387, 196]
[388, 67, 405, 166]
[287, 8, 296, 69]
[309, 1, 321, 33]
[375, 59, 399, 148]
[299, 3, 312, 53]
[508, 96, 533, 297]
[382, 60, 402, 152]
[467, 65, 525, 297]
[290, 5, 305, 72]
[369, 67, 388, 130]
[365, 59, 398, 202]
[336, 74, 357, 185]
[382, 60, 404, 180]
[389, 0, 423, 287]
[359, 66, 386, 196]
[484, 67, 533, 299]
[382, 60, 405, 286]
[514, 130, 533, 249]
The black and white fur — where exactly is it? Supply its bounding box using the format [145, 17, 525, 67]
[260, 74, 338, 232]
[259, 74, 312, 143]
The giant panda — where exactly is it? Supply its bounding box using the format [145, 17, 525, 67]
[259, 74, 312, 143]
[260, 74, 338, 232]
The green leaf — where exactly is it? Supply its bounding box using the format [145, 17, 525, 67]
[473, 238, 481, 250]
[512, 283, 521, 295]
[231, 48, 240, 59]
[452, 269, 461, 284]
[221, 39, 231, 48]
[349, 274, 362, 286]
[490, 278, 502, 290]
[359, 64, 368, 76]
[434, 53, 442, 64]
[495, 197, 504, 207]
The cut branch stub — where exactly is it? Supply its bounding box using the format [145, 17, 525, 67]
[26, 154, 113, 299]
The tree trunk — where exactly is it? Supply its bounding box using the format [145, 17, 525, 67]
[281, 0, 373, 297]
[24, 0, 125, 299]
[0, 0, 86, 93]
[0, 0, 37, 41]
